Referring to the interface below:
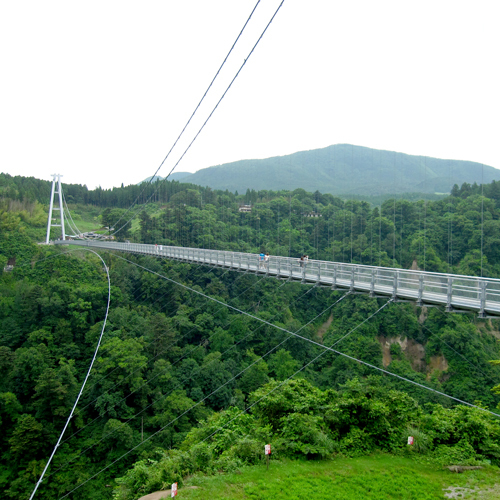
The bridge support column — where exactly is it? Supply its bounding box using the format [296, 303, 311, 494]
[350, 268, 355, 292]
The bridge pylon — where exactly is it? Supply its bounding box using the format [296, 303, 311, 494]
[45, 174, 66, 244]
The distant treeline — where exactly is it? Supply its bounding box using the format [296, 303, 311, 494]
[3, 171, 496, 210]
[0, 172, 208, 207]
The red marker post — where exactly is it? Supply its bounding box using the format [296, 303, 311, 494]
[265, 444, 271, 470]
[171, 482, 178, 497]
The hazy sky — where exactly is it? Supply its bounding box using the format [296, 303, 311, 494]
[1, 1, 498, 189]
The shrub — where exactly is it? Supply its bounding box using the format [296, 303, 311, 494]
[278, 413, 335, 459]
[432, 439, 482, 466]
[228, 437, 263, 464]
[339, 427, 374, 457]
[190, 442, 213, 472]
[403, 426, 432, 454]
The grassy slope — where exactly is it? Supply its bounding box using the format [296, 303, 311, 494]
[179, 455, 500, 500]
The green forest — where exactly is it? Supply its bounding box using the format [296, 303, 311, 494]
[2, 173, 500, 499]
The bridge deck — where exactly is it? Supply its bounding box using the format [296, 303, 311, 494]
[55, 240, 500, 317]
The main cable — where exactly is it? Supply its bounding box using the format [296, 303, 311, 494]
[111, 0, 286, 237]
[29, 249, 111, 500]
[110, 0, 262, 232]
[62, 192, 85, 238]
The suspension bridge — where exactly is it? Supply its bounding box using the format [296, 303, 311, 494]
[31, 1, 500, 494]
[55, 239, 500, 317]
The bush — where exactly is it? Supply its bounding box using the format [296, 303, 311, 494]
[190, 442, 213, 472]
[403, 427, 432, 454]
[432, 439, 482, 466]
[228, 437, 263, 465]
[339, 427, 374, 457]
[278, 413, 335, 459]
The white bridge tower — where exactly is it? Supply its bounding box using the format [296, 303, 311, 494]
[46, 174, 66, 244]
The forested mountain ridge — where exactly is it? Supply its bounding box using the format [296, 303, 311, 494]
[3, 144, 499, 208]
[178, 144, 500, 195]
[2, 176, 500, 498]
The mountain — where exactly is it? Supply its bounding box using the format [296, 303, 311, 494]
[138, 175, 164, 184]
[186, 144, 500, 195]
[138, 172, 193, 185]
[168, 171, 193, 181]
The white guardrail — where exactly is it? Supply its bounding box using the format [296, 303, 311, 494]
[55, 240, 500, 317]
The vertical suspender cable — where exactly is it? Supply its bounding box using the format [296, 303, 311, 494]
[393, 151, 396, 267]
[342, 202, 346, 263]
[424, 156, 427, 271]
[379, 149, 382, 267]
[481, 163, 484, 277]
[370, 148, 373, 266]
[450, 166, 453, 272]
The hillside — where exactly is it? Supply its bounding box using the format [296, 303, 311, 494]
[131, 456, 500, 500]
[183, 144, 500, 195]
[3, 177, 500, 498]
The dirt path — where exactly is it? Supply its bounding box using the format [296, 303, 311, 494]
[444, 484, 500, 498]
[317, 313, 333, 343]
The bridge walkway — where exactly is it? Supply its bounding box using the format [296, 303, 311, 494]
[55, 240, 500, 317]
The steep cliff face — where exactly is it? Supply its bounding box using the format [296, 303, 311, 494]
[378, 335, 449, 380]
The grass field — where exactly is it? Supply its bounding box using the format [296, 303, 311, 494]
[177, 455, 500, 500]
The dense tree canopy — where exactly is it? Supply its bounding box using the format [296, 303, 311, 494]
[2, 175, 500, 498]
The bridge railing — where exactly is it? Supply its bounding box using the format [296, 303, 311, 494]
[56, 240, 500, 315]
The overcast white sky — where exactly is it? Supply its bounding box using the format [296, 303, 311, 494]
[1, 1, 498, 190]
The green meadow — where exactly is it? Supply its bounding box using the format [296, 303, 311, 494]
[180, 455, 500, 500]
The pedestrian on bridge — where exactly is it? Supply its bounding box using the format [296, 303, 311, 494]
[259, 251, 265, 269]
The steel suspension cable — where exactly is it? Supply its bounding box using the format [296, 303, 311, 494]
[62, 193, 84, 238]
[111, 0, 286, 237]
[29, 249, 111, 500]
[204, 302, 500, 449]
[110, 0, 263, 232]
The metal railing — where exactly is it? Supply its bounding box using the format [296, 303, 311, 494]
[55, 240, 500, 317]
